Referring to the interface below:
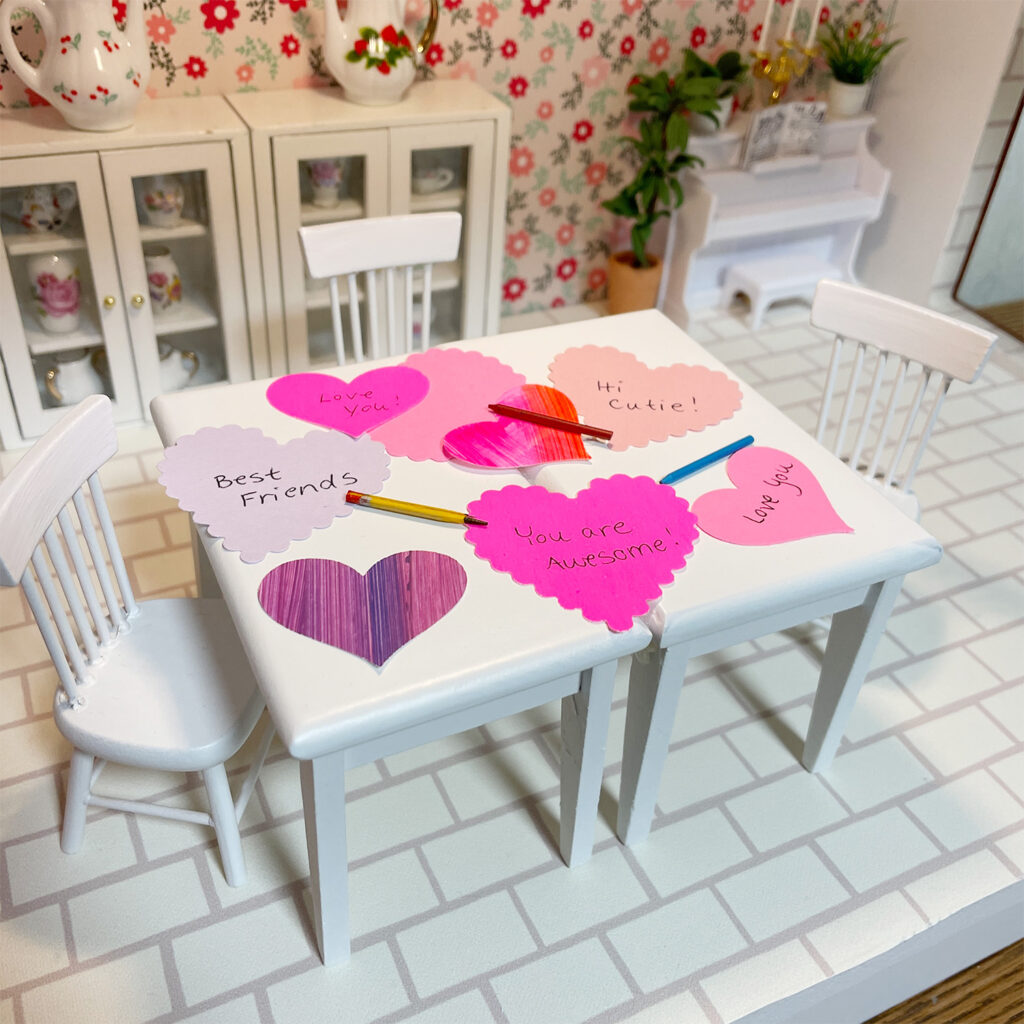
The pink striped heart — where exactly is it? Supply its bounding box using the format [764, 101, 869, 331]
[257, 552, 467, 667]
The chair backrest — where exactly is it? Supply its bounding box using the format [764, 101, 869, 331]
[810, 279, 997, 498]
[299, 211, 463, 365]
[0, 395, 136, 706]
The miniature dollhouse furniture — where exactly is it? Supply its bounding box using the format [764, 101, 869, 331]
[0, 395, 274, 887]
[513, 311, 942, 846]
[662, 115, 890, 325]
[0, 97, 265, 450]
[150, 381, 652, 965]
[227, 80, 510, 375]
[811, 279, 998, 521]
[298, 211, 462, 363]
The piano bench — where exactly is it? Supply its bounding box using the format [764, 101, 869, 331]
[723, 256, 842, 330]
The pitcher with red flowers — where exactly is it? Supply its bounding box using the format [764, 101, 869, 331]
[325, 0, 438, 105]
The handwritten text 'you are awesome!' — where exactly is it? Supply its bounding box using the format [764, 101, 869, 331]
[513, 519, 681, 571]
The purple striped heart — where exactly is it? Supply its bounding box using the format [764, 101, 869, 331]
[257, 552, 467, 667]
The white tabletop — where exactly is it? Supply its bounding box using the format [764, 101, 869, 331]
[151, 367, 652, 761]
[461, 311, 942, 648]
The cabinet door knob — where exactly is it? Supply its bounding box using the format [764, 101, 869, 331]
[103, 295, 117, 309]
[131, 294, 145, 308]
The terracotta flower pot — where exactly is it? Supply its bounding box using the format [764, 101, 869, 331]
[607, 251, 663, 315]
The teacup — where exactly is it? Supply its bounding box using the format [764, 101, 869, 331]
[307, 159, 346, 207]
[411, 167, 455, 195]
[21, 183, 78, 233]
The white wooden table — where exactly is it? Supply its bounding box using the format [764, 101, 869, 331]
[151, 374, 652, 966]
[479, 310, 942, 845]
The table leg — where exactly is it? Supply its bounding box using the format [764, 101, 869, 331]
[560, 659, 617, 867]
[802, 574, 906, 773]
[299, 751, 349, 966]
[190, 525, 221, 598]
[616, 643, 690, 846]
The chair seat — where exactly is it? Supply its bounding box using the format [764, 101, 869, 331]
[54, 598, 265, 773]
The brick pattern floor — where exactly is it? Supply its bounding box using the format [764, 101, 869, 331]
[1, 298, 1022, 1024]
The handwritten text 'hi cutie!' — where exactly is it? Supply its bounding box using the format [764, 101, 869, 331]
[213, 467, 357, 508]
[596, 380, 697, 413]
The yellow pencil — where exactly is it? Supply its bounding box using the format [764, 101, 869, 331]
[345, 490, 487, 527]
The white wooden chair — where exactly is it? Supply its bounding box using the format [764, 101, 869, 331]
[0, 395, 274, 887]
[811, 279, 997, 520]
[299, 211, 463, 364]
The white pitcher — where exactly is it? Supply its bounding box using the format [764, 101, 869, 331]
[43, 348, 105, 406]
[325, 0, 438, 106]
[0, 0, 150, 131]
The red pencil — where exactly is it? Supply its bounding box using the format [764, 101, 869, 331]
[488, 403, 613, 441]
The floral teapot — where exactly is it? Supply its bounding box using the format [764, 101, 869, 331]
[325, 0, 438, 106]
[0, 0, 150, 131]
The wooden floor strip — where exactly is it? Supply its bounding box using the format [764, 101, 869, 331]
[867, 940, 1024, 1024]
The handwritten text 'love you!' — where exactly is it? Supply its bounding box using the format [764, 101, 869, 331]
[158, 425, 391, 563]
[464, 475, 700, 631]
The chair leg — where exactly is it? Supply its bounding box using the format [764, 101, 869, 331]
[203, 764, 247, 887]
[61, 749, 94, 853]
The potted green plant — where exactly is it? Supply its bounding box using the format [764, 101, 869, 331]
[602, 65, 714, 313]
[818, 15, 903, 118]
[681, 48, 749, 135]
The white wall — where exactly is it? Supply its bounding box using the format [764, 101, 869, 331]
[855, 0, 1023, 304]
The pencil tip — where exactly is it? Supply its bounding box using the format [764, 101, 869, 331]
[465, 516, 488, 526]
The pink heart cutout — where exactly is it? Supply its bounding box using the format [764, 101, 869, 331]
[442, 384, 590, 468]
[266, 367, 430, 436]
[549, 345, 743, 451]
[370, 348, 527, 461]
[465, 475, 699, 631]
[258, 552, 467, 666]
[691, 446, 853, 545]
[158, 426, 390, 563]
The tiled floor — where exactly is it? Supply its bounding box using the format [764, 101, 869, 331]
[1, 298, 1022, 1024]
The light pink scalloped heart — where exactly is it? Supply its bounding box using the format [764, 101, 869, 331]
[266, 367, 429, 436]
[464, 475, 699, 631]
[370, 348, 527, 461]
[158, 426, 390, 563]
[549, 345, 743, 451]
[691, 446, 853, 545]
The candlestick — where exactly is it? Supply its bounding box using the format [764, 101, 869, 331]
[784, 0, 801, 41]
[806, 0, 824, 47]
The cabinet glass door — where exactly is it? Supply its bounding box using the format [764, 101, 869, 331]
[101, 142, 251, 414]
[0, 153, 141, 440]
[390, 121, 496, 345]
[273, 130, 389, 370]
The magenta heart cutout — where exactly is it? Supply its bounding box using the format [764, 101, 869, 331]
[266, 367, 429, 436]
[257, 552, 467, 666]
[690, 446, 853, 545]
[465, 475, 699, 631]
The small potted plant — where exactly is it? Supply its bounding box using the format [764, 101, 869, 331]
[602, 67, 713, 314]
[818, 14, 903, 118]
[681, 48, 749, 135]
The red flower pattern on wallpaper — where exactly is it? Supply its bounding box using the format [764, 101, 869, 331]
[0, 0, 867, 312]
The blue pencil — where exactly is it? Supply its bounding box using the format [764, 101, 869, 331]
[659, 435, 755, 485]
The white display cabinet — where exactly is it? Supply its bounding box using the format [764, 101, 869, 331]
[0, 97, 266, 448]
[228, 80, 510, 373]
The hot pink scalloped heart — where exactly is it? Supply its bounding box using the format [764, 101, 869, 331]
[464, 475, 699, 631]
[549, 345, 743, 451]
[691, 446, 853, 545]
[441, 384, 591, 468]
[370, 348, 527, 461]
[266, 367, 429, 436]
[158, 426, 390, 563]
[258, 552, 467, 667]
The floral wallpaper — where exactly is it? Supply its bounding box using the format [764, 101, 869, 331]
[0, 0, 883, 313]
